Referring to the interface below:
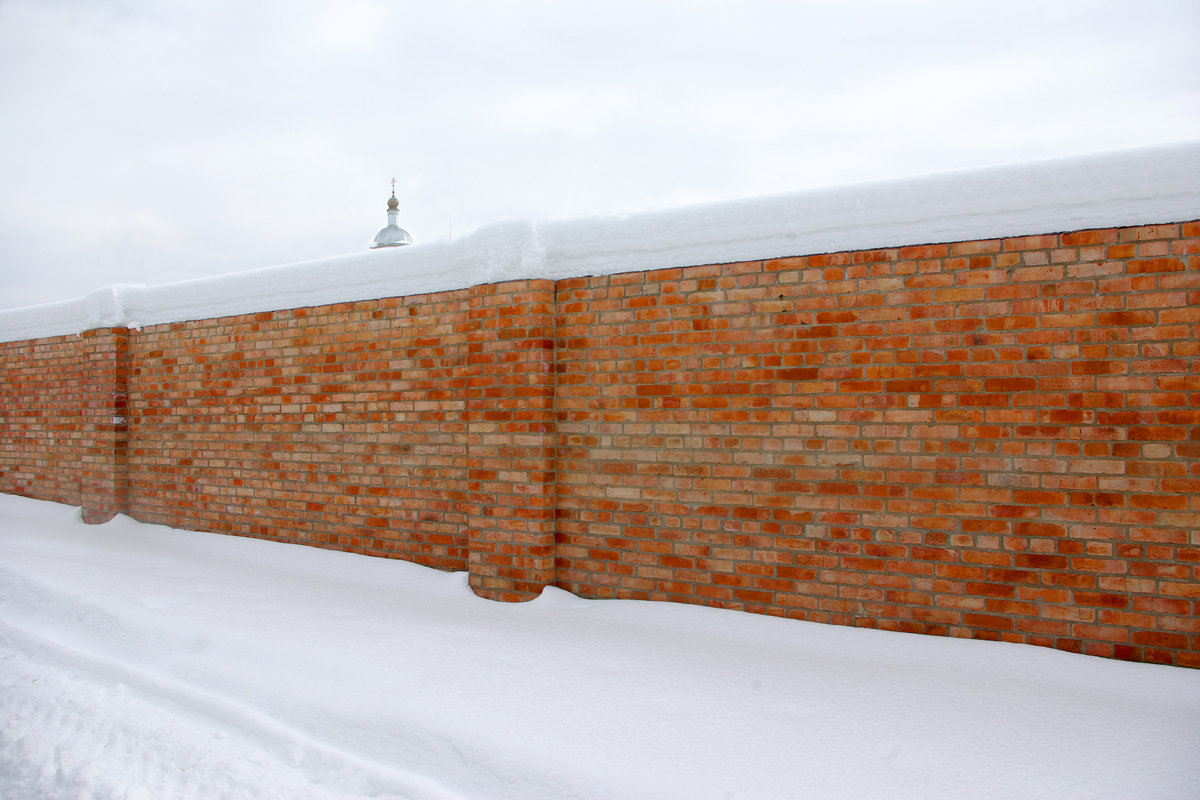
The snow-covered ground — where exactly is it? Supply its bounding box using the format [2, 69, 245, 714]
[1, 494, 1198, 800]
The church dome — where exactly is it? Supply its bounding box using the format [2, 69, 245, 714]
[372, 183, 412, 248]
[373, 223, 413, 247]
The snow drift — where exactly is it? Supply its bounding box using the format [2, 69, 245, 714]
[2, 494, 1199, 799]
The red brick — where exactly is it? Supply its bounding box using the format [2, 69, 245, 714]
[4, 217, 1199, 667]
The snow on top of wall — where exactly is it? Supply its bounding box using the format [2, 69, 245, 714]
[2, 140, 1198, 343]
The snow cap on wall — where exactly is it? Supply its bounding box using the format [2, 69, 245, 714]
[2, 140, 1198, 342]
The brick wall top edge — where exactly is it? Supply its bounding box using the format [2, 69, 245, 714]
[3, 140, 1198, 344]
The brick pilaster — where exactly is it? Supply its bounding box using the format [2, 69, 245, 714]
[465, 280, 557, 600]
[80, 327, 129, 524]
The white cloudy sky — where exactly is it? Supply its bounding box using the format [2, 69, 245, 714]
[1, 0, 1197, 310]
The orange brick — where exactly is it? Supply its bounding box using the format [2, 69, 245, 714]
[4, 217, 1199, 667]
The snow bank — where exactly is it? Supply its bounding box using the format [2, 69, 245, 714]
[2, 494, 1199, 799]
[2, 140, 1198, 342]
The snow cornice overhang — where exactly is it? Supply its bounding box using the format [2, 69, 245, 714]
[2, 140, 1198, 343]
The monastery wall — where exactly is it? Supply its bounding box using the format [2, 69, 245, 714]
[2, 144, 1198, 666]
[126, 291, 474, 574]
[554, 223, 1199, 667]
[0, 333, 87, 507]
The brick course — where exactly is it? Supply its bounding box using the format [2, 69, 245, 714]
[1, 219, 1197, 666]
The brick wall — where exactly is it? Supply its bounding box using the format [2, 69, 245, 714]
[126, 292, 473, 570]
[464, 280, 557, 600]
[80, 327, 130, 523]
[556, 223, 1200, 666]
[0, 334, 86, 506]
[1, 219, 1196, 666]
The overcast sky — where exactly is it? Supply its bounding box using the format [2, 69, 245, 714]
[1, 0, 1197, 310]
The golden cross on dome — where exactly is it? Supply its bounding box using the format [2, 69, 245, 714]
[391, 177, 396, 195]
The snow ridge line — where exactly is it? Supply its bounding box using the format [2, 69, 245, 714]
[0, 619, 469, 800]
[1, 140, 1197, 342]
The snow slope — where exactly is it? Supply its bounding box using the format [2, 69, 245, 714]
[1, 494, 1198, 799]
[2, 140, 1198, 342]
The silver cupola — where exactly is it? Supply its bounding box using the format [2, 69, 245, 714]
[372, 180, 413, 248]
